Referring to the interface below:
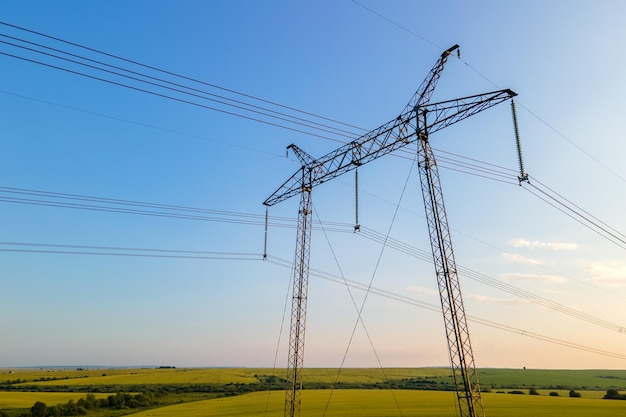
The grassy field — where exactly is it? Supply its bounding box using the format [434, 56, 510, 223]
[119, 389, 626, 417]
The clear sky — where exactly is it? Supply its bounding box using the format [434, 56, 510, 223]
[1, 0, 625, 370]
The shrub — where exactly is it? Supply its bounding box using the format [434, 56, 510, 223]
[569, 389, 581, 398]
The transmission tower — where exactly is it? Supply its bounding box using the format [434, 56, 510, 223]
[264, 44, 516, 417]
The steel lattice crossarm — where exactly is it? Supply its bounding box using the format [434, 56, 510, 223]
[263, 88, 516, 207]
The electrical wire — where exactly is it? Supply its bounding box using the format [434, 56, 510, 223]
[352, 0, 626, 186]
[2, 18, 625, 368]
[2, 181, 624, 334]
[315, 158, 413, 416]
[356, 227, 626, 335]
[0, 89, 291, 160]
[522, 177, 626, 250]
[0, 22, 534, 184]
[0, 48, 349, 144]
[0, 21, 367, 133]
[0, 31, 361, 143]
[0, 33, 361, 139]
[0, 185, 353, 231]
[0, 241, 262, 260]
[2, 236, 624, 358]
[265, 255, 626, 361]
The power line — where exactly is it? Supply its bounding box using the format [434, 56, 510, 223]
[0, 22, 533, 181]
[0, 21, 366, 133]
[357, 226, 626, 335]
[3, 20, 625, 360]
[351, 1, 626, 185]
[265, 255, 626, 361]
[0, 89, 290, 160]
[3, 180, 624, 313]
[522, 179, 626, 251]
[4, 236, 622, 361]
[0, 241, 262, 260]
[3, 218, 623, 337]
[0, 33, 361, 139]
[0, 48, 348, 144]
[0, 29, 362, 144]
[2, 237, 622, 360]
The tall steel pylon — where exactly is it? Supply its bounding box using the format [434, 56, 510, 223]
[283, 145, 316, 417]
[417, 114, 484, 416]
[264, 45, 516, 417]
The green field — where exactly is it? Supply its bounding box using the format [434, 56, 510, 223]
[2, 367, 626, 417]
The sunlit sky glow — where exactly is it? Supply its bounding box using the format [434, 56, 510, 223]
[1, 0, 625, 369]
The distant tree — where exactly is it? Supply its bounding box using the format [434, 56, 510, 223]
[604, 389, 626, 400]
[569, 389, 582, 398]
[30, 401, 47, 417]
[529, 388, 539, 395]
[549, 391, 559, 397]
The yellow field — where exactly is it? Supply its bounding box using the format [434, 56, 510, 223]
[3, 367, 259, 386]
[119, 390, 626, 417]
[4, 367, 453, 387]
[0, 392, 109, 408]
[5, 367, 626, 391]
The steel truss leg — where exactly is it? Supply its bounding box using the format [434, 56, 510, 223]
[284, 185, 313, 417]
[418, 137, 485, 417]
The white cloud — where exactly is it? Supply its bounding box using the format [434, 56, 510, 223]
[466, 293, 523, 304]
[499, 272, 566, 284]
[502, 252, 543, 265]
[510, 238, 577, 251]
[586, 261, 626, 288]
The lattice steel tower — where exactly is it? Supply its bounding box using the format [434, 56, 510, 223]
[264, 44, 516, 417]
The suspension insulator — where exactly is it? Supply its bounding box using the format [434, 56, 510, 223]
[511, 99, 529, 184]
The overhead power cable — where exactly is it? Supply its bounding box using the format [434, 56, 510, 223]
[0, 27, 361, 143]
[265, 255, 626, 361]
[0, 34, 360, 139]
[7, 24, 616, 250]
[0, 22, 530, 185]
[0, 48, 346, 144]
[0, 241, 262, 260]
[3, 222, 623, 337]
[0, 185, 353, 232]
[2, 181, 623, 334]
[522, 176, 626, 251]
[2, 237, 622, 361]
[0, 21, 367, 133]
[351, 1, 626, 185]
[356, 226, 626, 335]
[2, 21, 625, 345]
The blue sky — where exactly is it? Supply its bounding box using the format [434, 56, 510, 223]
[1, 0, 625, 370]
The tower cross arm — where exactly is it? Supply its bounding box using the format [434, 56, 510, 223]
[263, 88, 516, 207]
[420, 89, 517, 135]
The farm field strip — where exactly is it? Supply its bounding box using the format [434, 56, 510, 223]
[120, 390, 626, 417]
[0, 392, 110, 408]
[5, 367, 626, 389]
